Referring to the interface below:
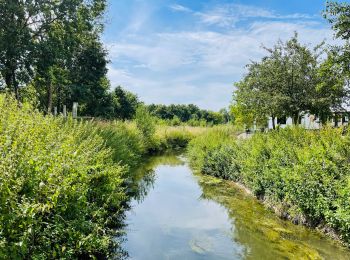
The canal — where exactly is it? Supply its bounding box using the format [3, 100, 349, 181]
[122, 153, 350, 259]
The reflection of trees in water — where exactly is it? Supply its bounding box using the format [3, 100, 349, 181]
[133, 169, 156, 203]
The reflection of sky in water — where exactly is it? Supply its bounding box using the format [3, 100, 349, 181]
[125, 164, 245, 260]
[123, 155, 350, 260]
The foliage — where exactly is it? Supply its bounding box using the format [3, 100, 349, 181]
[110, 86, 141, 120]
[324, 1, 350, 40]
[96, 121, 145, 169]
[187, 126, 241, 169]
[135, 106, 156, 150]
[152, 126, 204, 152]
[188, 126, 350, 245]
[147, 103, 229, 125]
[0, 0, 110, 114]
[0, 95, 133, 258]
[233, 34, 346, 128]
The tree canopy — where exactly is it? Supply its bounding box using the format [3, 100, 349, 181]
[232, 33, 347, 128]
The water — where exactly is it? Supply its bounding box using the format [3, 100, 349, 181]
[122, 153, 350, 259]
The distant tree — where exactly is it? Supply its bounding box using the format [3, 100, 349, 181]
[147, 103, 224, 125]
[219, 108, 231, 123]
[111, 86, 141, 120]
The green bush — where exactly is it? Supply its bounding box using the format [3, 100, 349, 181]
[202, 144, 241, 180]
[0, 96, 131, 258]
[188, 126, 350, 245]
[135, 106, 156, 150]
[97, 121, 145, 169]
[187, 125, 240, 169]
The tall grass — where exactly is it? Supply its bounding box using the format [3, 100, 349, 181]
[188, 126, 350, 245]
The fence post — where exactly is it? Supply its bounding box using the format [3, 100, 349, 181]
[72, 102, 78, 118]
[63, 105, 67, 118]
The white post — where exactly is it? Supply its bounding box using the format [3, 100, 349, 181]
[63, 105, 67, 118]
[72, 102, 78, 118]
[54, 107, 57, 116]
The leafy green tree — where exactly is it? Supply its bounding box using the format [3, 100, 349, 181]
[313, 49, 346, 122]
[111, 86, 141, 120]
[233, 34, 343, 127]
[324, 1, 350, 40]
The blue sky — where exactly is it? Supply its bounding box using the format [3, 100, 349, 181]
[103, 0, 344, 110]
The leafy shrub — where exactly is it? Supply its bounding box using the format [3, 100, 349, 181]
[0, 95, 131, 258]
[189, 126, 350, 245]
[187, 125, 240, 169]
[135, 106, 156, 150]
[97, 121, 145, 169]
[202, 144, 241, 180]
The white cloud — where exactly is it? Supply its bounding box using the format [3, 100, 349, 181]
[105, 3, 334, 110]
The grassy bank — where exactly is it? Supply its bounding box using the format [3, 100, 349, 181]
[0, 96, 202, 258]
[188, 127, 350, 246]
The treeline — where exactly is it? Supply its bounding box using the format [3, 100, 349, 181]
[232, 2, 350, 128]
[147, 104, 230, 126]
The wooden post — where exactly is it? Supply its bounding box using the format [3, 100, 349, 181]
[72, 102, 78, 118]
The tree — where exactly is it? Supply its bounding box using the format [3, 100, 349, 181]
[313, 49, 346, 122]
[111, 86, 141, 120]
[324, 1, 350, 40]
[32, 0, 109, 114]
[233, 34, 341, 127]
[0, 0, 110, 119]
[0, 0, 76, 100]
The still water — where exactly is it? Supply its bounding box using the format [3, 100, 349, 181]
[123, 153, 350, 259]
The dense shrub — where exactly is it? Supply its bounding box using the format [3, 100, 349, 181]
[135, 106, 156, 150]
[97, 121, 145, 169]
[188, 126, 350, 245]
[202, 144, 241, 180]
[187, 125, 240, 169]
[0, 96, 130, 258]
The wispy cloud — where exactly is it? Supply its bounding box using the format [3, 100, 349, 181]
[169, 4, 192, 13]
[170, 3, 313, 28]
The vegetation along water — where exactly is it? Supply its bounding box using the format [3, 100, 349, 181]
[2, 0, 350, 259]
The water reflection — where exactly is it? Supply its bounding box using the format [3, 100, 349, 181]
[122, 153, 350, 260]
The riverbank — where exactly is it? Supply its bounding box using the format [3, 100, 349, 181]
[187, 126, 350, 247]
[0, 95, 203, 259]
